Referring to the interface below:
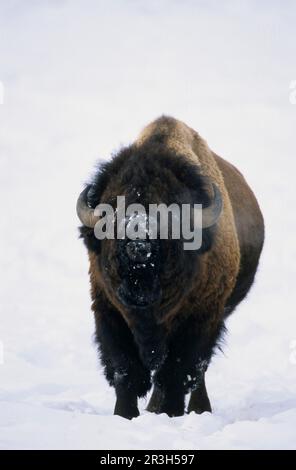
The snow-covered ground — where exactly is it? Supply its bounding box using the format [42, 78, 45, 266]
[0, 0, 295, 450]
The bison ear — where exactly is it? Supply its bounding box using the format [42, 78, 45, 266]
[77, 160, 113, 252]
[79, 225, 101, 254]
[189, 177, 218, 254]
[77, 185, 101, 253]
[199, 225, 215, 254]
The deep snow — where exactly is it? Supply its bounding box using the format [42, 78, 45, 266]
[0, 0, 295, 450]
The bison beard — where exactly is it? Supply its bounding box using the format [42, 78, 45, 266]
[78, 116, 264, 419]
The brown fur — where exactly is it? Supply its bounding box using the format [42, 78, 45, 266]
[135, 117, 241, 332]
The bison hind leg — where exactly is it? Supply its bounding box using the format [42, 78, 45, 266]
[146, 386, 164, 414]
[146, 382, 185, 417]
[187, 372, 212, 414]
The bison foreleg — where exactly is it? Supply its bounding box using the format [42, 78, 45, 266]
[94, 305, 151, 419]
[113, 378, 140, 420]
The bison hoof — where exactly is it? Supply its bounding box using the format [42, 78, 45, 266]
[114, 402, 139, 420]
[187, 393, 212, 414]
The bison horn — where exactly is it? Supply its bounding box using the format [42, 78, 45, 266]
[201, 183, 223, 228]
[76, 186, 99, 228]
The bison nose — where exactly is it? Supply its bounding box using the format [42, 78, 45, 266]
[126, 240, 152, 263]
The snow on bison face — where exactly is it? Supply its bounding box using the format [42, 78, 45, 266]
[97, 225, 200, 317]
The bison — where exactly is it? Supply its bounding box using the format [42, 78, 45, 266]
[77, 116, 264, 419]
